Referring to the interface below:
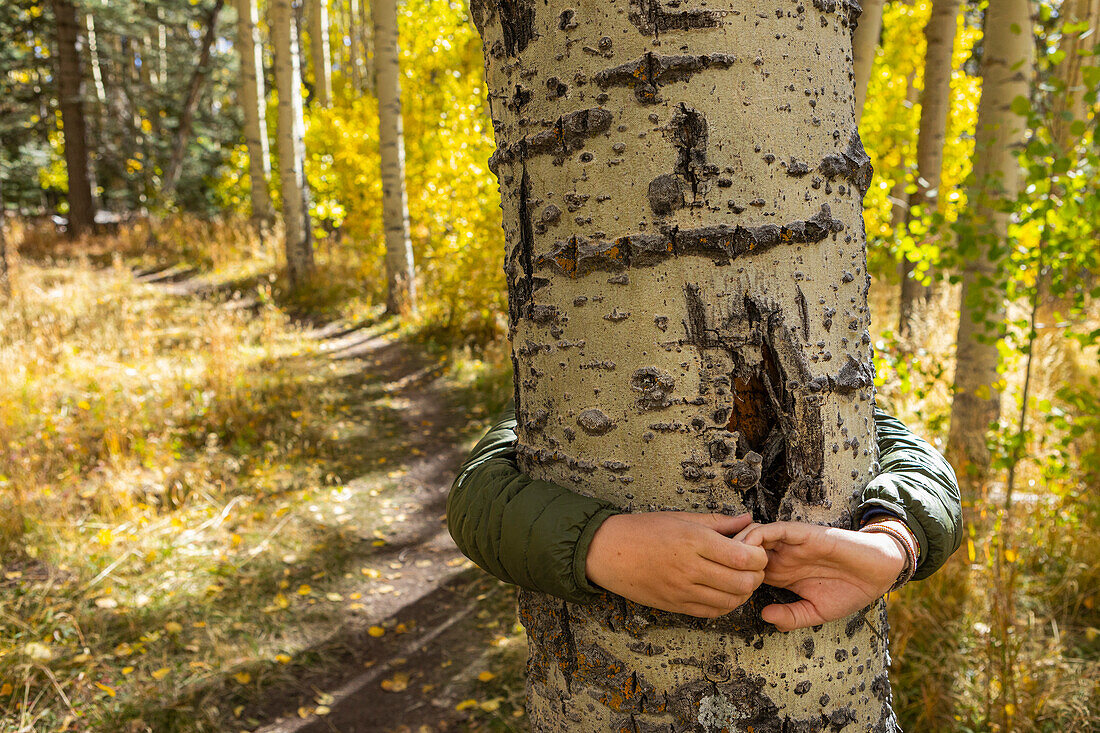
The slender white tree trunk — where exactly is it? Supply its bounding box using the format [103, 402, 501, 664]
[853, 0, 886, 120]
[373, 0, 416, 315]
[236, 0, 276, 224]
[947, 0, 1034, 490]
[899, 0, 962, 337]
[1051, 0, 1099, 152]
[475, 0, 894, 728]
[272, 0, 315, 287]
[308, 0, 333, 106]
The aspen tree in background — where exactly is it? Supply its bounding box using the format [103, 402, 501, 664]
[852, 0, 886, 120]
[50, 0, 96, 237]
[1050, 0, 1099, 153]
[308, 0, 333, 107]
[163, 0, 226, 199]
[373, 0, 417, 315]
[947, 0, 1034, 490]
[0, 172, 9, 298]
[474, 0, 893, 728]
[898, 0, 962, 337]
[272, 0, 315, 287]
[235, 0, 276, 225]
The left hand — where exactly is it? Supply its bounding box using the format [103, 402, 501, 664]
[734, 521, 907, 632]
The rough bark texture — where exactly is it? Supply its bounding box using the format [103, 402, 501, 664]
[163, 0, 226, 198]
[475, 0, 896, 729]
[373, 0, 418, 315]
[51, 0, 96, 237]
[898, 0, 961, 337]
[272, 0, 315, 287]
[236, 0, 276, 224]
[309, 0, 334, 107]
[947, 0, 1033, 490]
[852, 0, 885, 121]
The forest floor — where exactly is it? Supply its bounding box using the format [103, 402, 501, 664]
[2, 228, 1097, 733]
[0, 249, 528, 733]
[129, 266, 531, 733]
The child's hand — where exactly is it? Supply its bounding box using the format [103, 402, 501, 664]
[734, 521, 907, 631]
[584, 512, 767, 618]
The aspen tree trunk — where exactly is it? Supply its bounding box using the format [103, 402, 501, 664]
[163, 0, 226, 199]
[359, 0, 376, 95]
[348, 0, 363, 91]
[236, 0, 277, 224]
[308, 0, 334, 106]
[898, 0, 961, 337]
[853, 0, 886, 120]
[1051, 0, 1099, 152]
[272, 0, 315, 287]
[84, 13, 107, 107]
[947, 0, 1033, 490]
[51, 0, 96, 237]
[0, 173, 9, 298]
[474, 0, 895, 729]
[373, 0, 416, 315]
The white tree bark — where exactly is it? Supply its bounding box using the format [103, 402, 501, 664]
[947, 0, 1034, 488]
[309, 0, 333, 106]
[373, 0, 417, 315]
[272, 0, 315, 287]
[474, 0, 894, 728]
[236, 0, 276, 224]
[899, 0, 962, 336]
[852, 0, 886, 121]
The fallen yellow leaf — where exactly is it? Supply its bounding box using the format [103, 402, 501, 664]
[275, 653, 292, 664]
[122, 667, 134, 675]
[164, 622, 183, 634]
[325, 592, 343, 602]
[368, 626, 385, 638]
[95, 682, 116, 697]
[480, 699, 501, 712]
[0, 683, 12, 696]
[151, 667, 170, 680]
[1004, 549, 1017, 563]
[380, 672, 409, 692]
[477, 671, 496, 682]
[315, 705, 332, 716]
[297, 584, 312, 596]
[234, 672, 252, 685]
[455, 699, 478, 711]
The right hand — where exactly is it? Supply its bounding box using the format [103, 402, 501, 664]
[584, 512, 767, 618]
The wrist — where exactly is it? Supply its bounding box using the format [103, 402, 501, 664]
[859, 518, 917, 591]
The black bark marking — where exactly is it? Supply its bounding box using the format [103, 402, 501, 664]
[507, 83, 532, 112]
[796, 285, 809, 340]
[648, 174, 685, 215]
[594, 52, 735, 105]
[631, 367, 676, 410]
[505, 167, 537, 333]
[818, 128, 873, 196]
[577, 408, 616, 435]
[807, 354, 875, 395]
[536, 204, 845, 278]
[628, 0, 724, 37]
[488, 107, 613, 172]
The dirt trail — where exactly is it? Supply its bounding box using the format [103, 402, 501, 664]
[243, 321, 518, 733]
[134, 264, 520, 732]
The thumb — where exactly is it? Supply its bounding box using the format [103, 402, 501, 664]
[681, 512, 754, 536]
[761, 599, 825, 632]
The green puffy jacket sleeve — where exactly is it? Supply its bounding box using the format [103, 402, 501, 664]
[446, 399, 619, 603]
[861, 407, 963, 580]
[447, 399, 961, 601]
